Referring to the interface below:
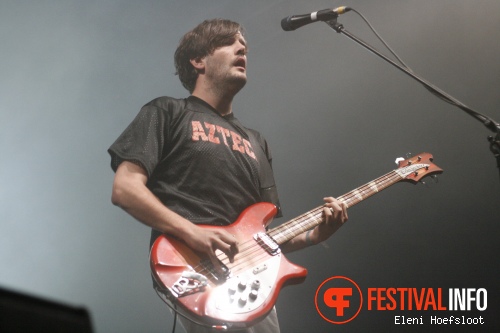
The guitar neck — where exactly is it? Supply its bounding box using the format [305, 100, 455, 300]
[268, 169, 404, 245]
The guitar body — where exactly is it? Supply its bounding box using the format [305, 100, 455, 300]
[150, 202, 308, 330]
[150, 152, 442, 329]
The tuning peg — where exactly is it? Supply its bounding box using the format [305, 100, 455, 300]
[419, 179, 431, 188]
[419, 175, 439, 188]
[395, 157, 405, 165]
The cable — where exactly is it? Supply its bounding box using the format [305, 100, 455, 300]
[345, 7, 497, 128]
[172, 304, 177, 333]
[349, 8, 412, 71]
[154, 286, 227, 331]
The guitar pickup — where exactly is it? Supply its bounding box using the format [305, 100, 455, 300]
[254, 232, 281, 255]
[200, 258, 231, 282]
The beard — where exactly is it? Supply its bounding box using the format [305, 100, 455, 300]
[220, 73, 247, 95]
[205, 59, 247, 96]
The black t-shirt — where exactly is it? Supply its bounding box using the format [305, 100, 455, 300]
[108, 96, 281, 243]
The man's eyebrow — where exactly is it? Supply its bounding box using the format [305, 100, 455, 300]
[236, 33, 247, 47]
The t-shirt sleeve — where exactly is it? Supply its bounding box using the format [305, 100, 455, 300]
[108, 103, 167, 177]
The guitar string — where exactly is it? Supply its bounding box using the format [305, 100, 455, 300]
[188, 170, 404, 281]
[235, 171, 400, 262]
[199, 171, 402, 279]
[191, 237, 273, 281]
[268, 171, 401, 243]
[193, 159, 432, 282]
[204, 170, 389, 277]
[191, 170, 402, 279]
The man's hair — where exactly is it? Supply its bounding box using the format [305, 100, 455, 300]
[174, 19, 244, 93]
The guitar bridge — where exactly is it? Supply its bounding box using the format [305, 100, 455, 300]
[254, 232, 280, 255]
[170, 271, 208, 298]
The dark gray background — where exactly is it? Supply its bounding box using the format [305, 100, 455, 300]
[1, 1, 499, 332]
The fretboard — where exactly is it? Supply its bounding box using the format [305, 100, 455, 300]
[267, 169, 405, 245]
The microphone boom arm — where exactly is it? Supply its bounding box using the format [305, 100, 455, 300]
[325, 19, 500, 181]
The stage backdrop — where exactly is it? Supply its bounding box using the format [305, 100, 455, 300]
[1, 1, 499, 332]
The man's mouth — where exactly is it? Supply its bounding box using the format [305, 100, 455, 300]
[233, 57, 246, 71]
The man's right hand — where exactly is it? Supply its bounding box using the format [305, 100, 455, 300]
[183, 225, 239, 276]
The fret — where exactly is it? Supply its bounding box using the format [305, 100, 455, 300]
[266, 151, 442, 246]
[368, 181, 379, 193]
[267, 170, 404, 245]
[353, 190, 363, 202]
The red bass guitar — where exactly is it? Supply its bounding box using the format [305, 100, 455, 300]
[150, 153, 442, 330]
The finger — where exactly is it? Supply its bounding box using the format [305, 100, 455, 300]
[323, 207, 340, 229]
[323, 197, 342, 210]
[207, 252, 225, 277]
[323, 198, 347, 225]
[218, 232, 239, 261]
[331, 201, 343, 212]
[341, 202, 349, 223]
[209, 240, 236, 275]
[323, 196, 335, 204]
[219, 232, 238, 249]
[323, 206, 333, 221]
[323, 197, 340, 213]
[213, 237, 238, 263]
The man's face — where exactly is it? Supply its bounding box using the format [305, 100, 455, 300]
[203, 33, 248, 92]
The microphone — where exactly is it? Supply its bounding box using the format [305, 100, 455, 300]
[281, 6, 351, 31]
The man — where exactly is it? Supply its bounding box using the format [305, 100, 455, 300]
[109, 19, 348, 333]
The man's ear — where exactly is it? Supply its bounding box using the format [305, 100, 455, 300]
[190, 57, 205, 72]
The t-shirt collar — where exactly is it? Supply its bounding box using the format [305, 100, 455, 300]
[187, 95, 235, 120]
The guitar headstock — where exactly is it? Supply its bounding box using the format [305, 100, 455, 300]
[394, 152, 443, 184]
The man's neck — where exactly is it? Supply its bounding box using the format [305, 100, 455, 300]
[191, 76, 244, 116]
[192, 91, 233, 116]
[191, 84, 237, 116]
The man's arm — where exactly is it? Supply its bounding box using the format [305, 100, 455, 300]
[111, 161, 238, 269]
[280, 197, 348, 253]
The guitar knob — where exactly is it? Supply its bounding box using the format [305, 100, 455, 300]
[249, 289, 258, 301]
[228, 285, 237, 295]
[238, 295, 248, 306]
[238, 279, 247, 290]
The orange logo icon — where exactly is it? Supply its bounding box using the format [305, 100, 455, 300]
[315, 276, 363, 324]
